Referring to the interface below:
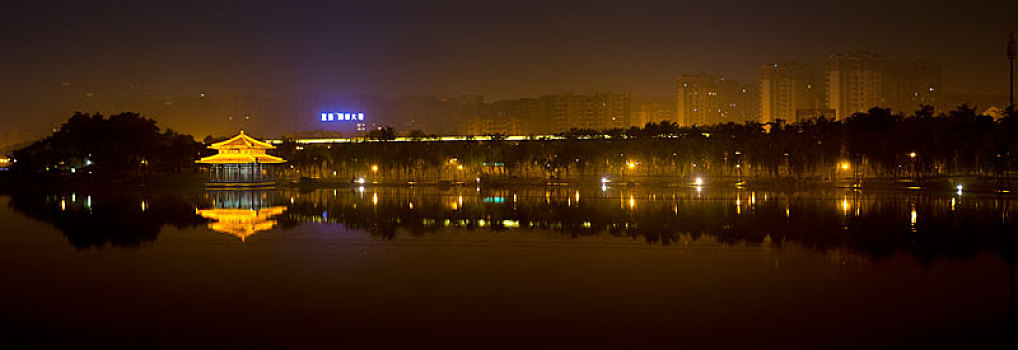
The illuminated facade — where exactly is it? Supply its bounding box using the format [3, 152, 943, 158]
[826, 52, 941, 118]
[469, 98, 534, 135]
[676, 74, 756, 126]
[634, 99, 677, 127]
[826, 52, 886, 119]
[196, 131, 286, 187]
[547, 93, 632, 131]
[463, 93, 632, 135]
[759, 62, 820, 123]
[883, 60, 941, 113]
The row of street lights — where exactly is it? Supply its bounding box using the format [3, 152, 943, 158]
[349, 151, 943, 188]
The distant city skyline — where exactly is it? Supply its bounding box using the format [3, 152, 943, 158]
[1, 0, 1015, 146]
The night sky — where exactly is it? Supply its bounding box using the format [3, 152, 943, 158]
[1, 0, 1015, 145]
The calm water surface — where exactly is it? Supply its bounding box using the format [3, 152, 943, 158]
[1, 185, 1016, 348]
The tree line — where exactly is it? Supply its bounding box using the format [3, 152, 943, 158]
[8, 105, 1018, 183]
[277, 105, 1018, 182]
[11, 112, 205, 176]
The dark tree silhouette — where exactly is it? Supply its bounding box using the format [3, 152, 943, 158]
[367, 126, 397, 141]
[12, 112, 204, 176]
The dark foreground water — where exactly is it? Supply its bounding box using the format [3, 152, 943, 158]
[1, 185, 1016, 349]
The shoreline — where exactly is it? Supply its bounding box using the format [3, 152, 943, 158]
[2, 171, 1014, 194]
[280, 174, 1016, 194]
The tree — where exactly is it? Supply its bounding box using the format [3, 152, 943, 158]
[367, 126, 397, 141]
[407, 129, 427, 141]
[12, 112, 202, 175]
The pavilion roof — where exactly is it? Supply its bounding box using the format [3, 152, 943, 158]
[209, 131, 276, 150]
[196, 152, 285, 164]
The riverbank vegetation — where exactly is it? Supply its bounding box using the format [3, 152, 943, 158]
[10, 112, 205, 177]
[276, 105, 1018, 183]
[7, 105, 1018, 185]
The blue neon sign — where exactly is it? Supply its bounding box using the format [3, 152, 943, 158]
[321, 112, 365, 122]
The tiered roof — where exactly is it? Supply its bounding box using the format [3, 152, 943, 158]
[197, 131, 286, 164]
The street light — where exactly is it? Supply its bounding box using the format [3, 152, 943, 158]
[908, 152, 918, 181]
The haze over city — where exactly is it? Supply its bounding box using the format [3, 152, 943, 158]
[1, 0, 1015, 146]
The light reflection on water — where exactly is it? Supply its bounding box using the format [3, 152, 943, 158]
[1, 186, 1017, 347]
[5, 186, 1017, 261]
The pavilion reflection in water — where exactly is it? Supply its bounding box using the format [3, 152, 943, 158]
[195, 190, 287, 242]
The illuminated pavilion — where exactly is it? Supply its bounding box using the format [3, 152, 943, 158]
[197, 131, 285, 187]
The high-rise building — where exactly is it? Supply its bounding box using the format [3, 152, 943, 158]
[471, 97, 541, 135]
[594, 93, 633, 130]
[676, 75, 756, 126]
[544, 93, 631, 131]
[726, 82, 758, 123]
[759, 62, 821, 123]
[633, 99, 677, 127]
[826, 52, 886, 120]
[883, 60, 941, 114]
[676, 74, 720, 126]
[825, 52, 942, 118]
[465, 93, 631, 135]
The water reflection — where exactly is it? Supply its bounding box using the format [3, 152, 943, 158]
[196, 190, 287, 241]
[4, 186, 1018, 265]
[4, 186, 1017, 348]
[5, 188, 206, 249]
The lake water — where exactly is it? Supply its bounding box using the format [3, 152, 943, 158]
[1, 185, 1016, 348]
